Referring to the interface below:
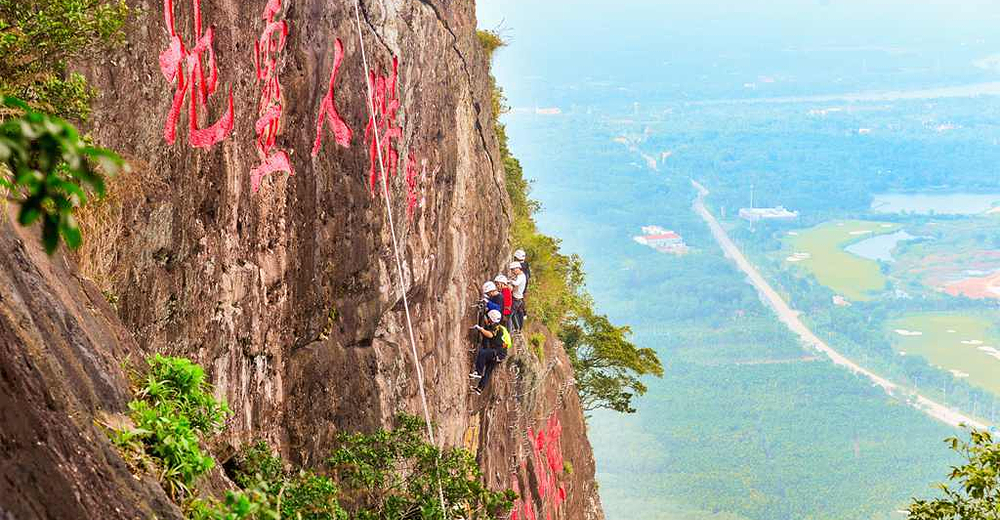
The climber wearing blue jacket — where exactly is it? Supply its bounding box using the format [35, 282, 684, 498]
[482, 281, 504, 315]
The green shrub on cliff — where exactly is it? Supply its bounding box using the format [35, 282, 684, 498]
[0, 0, 128, 254]
[329, 413, 515, 519]
[112, 356, 513, 519]
[112, 355, 230, 498]
[228, 441, 346, 520]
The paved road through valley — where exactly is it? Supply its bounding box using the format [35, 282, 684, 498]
[691, 180, 987, 430]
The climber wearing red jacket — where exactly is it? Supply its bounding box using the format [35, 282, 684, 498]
[494, 273, 514, 330]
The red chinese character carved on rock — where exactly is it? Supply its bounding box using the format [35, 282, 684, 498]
[159, 0, 234, 148]
[312, 38, 353, 157]
[523, 414, 566, 515]
[404, 153, 423, 219]
[364, 57, 402, 195]
[250, 0, 293, 192]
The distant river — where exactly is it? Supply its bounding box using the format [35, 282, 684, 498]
[871, 193, 1000, 214]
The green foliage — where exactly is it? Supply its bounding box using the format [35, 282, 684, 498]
[0, 96, 123, 253]
[231, 441, 286, 490]
[563, 460, 574, 475]
[907, 429, 1000, 519]
[529, 332, 546, 361]
[230, 441, 346, 520]
[560, 309, 664, 413]
[476, 30, 506, 61]
[0, 0, 128, 120]
[281, 473, 345, 520]
[112, 355, 230, 498]
[329, 413, 515, 519]
[187, 487, 279, 520]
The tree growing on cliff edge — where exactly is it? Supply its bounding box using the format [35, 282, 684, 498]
[907, 429, 1000, 520]
[560, 309, 664, 414]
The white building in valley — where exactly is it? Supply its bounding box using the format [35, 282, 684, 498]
[739, 206, 799, 222]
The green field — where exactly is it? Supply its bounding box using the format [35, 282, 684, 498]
[887, 313, 1000, 395]
[782, 220, 901, 301]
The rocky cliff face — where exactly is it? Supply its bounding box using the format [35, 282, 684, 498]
[0, 0, 604, 518]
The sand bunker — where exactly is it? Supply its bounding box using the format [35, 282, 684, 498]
[961, 340, 985, 345]
[849, 230, 872, 235]
[944, 271, 1000, 300]
[977, 346, 999, 354]
[949, 369, 971, 378]
[894, 329, 923, 336]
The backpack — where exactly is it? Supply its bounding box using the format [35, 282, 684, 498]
[499, 325, 512, 350]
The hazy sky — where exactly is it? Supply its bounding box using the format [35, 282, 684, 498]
[477, 0, 1000, 104]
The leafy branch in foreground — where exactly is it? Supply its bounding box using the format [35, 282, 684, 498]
[907, 428, 1000, 520]
[0, 96, 123, 254]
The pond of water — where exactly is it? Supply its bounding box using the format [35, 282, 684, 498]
[845, 230, 921, 262]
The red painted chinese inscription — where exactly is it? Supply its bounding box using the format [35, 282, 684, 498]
[364, 57, 402, 195]
[312, 38, 353, 157]
[159, 0, 234, 148]
[250, 0, 293, 191]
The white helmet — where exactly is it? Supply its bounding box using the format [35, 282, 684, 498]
[482, 281, 497, 294]
[509, 261, 522, 270]
[487, 309, 502, 323]
[513, 249, 526, 261]
[494, 274, 509, 284]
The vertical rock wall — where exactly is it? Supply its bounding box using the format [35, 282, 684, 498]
[1, 0, 605, 517]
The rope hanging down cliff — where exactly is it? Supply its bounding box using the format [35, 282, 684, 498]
[351, 2, 449, 516]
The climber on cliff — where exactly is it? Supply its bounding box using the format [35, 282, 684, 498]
[483, 281, 504, 315]
[469, 309, 511, 395]
[514, 248, 530, 319]
[514, 249, 531, 287]
[494, 273, 514, 330]
[509, 261, 527, 333]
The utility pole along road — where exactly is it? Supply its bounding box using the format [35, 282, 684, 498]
[691, 180, 986, 430]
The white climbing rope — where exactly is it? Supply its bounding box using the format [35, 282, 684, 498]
[351, 2, 449, 516]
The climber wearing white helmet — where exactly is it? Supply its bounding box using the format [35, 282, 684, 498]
[494, 273, 513, 328]
[469, 309, 511, 395]
[482, 280, 503, 316]
[513, 249, 530, 286]
[508, 261, 527, 333]
[513, 248, 530, 319]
